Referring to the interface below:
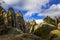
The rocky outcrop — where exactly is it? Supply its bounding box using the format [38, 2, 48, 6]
[29, 20, 37, 33]
[0, 6, 7, 25]
[25, 21, 31, 33]
[16, 12, 25, 32]
[7, 7, 16, 27]
[50, 29, 60, 40]
[0, 6, 25, 34]
[34, 23, 56, 39]
[58, 23, 60, 30]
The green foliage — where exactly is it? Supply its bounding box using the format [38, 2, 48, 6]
[44, 16, 55, 25]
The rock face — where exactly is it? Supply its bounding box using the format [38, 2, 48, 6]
[50, 29, 60, 40]
[25, 21, 31, 33]
[0, 6, 7, 25]
[25, 20, 37, 33]
[7, 7, 16, 27]
[0, 6, 25, 34]
[58, 23, 60, 30]
[7, 8, 25, 32]
[0, 6, 8, 35]
[29, 20, 37, 33]
[16, 12, 25, 32]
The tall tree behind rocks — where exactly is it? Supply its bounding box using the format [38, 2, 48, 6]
[44, 16, 55, 26]
[7, 7, 16, 27]
[16, 12, 25, 33]
[44, 16, 60, 28]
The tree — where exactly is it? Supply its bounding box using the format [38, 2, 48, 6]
[44, 16, 55, 25]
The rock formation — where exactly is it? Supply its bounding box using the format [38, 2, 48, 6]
[58, 23, 60, 30]
[0, 6, 25, 34]
[0, 6, 6, 25]
[16, 12, 25, 32]
[34, 23, 56, 39]
[50, 29, 60, 40]
[7, 7, 16, 27]
[29, 20, 37, 33]
[25, 21, 31, 33]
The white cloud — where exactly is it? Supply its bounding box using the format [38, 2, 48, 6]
[1, 0, 49, 17]
[1, 0, 60, 18]
[1, 0, 60, 20]
[23, 0, 49, 17]
[35, 19, 44, 24]
[3, 0, 21, 5]
[38, 4, 60, 17]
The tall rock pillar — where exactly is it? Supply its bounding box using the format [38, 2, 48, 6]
[16, 12, 25, 32]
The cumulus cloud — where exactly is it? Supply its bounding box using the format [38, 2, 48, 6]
[1, 0, 60, 18]
[38, 4, 60, 17]
[3, 0, 21, 5]
[1, 0, 49, 17]
[35, 19, 44, 24]
[23, 0, 49, 17]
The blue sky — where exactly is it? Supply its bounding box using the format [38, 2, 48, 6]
[0, 0, 60, 23]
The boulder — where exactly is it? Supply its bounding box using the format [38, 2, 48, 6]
[58, 23, 60, 29]
[34, 23, 56, 39]
[50, 29, 60, 40]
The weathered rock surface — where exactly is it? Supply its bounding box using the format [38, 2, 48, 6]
[34, 23, 56, 39]
[7, 7, 16, 27]
[0, 6, 26, 35]
[58, 23, 60, 29]
[50, 29, 60, 40]
[16, 12, 25, 32]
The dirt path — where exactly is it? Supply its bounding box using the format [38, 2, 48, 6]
[0, 34, 15, 40]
